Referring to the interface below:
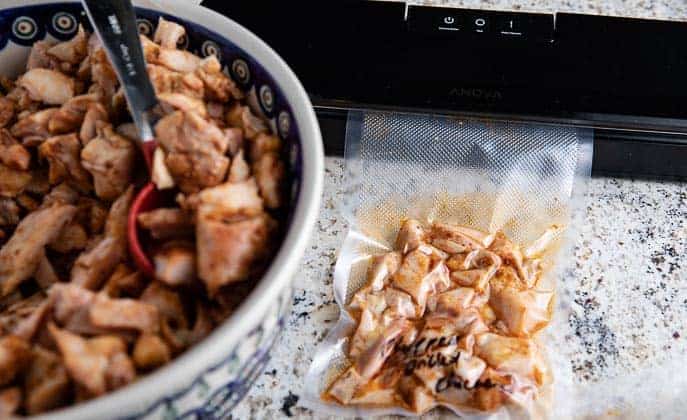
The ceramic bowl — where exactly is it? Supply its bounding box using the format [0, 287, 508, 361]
[0, 0, 323, 418]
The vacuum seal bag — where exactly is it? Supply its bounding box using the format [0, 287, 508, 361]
[302, 111, 593, 418]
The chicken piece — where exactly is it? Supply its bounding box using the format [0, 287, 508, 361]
[49, 324, 134, 397]
[154, 17, 185, 48]
[10, 107, 58, 146]
[155, 110, 230, 193]
[195, 178, 264, 221]
[0, 164, 31, 198]
[153, 241, 196, 287]
[0, 335, 31, 386]
[430, 222, 485, 254]
[36, 250, 60, 289]
[0, 293, 51, 341]
[228, 150, 250, 182]
[390, 250, 450, 313]
[156, 48, 201, 73]
[489, 268, 553, 337]
[196, 55, 243, 102]
[426, 287, 476, 317]
[26, 40, 59, 71]
[80, 102, 109, 144]
[489, 232, 527, 282]
[133, 333, 171, 370]
[137, 208, 193, 240]
[140, 282, 189, 352]
[42, 182, 79, 207]
[354, 318, 412, 379]
[39, 133, 92, 192]
[227, 104, 267, 140]
[48, 221, 88, 253]
[158, 92, 207, 117]
[395, 219, 425, 254]
[0, 198, 20, 226]
[47, 25, 88, 65]
[147, 63, 204, 99]
[368, 252, 403, 292]
[89, 293, 160, 334]
[18, 68, 75, 105]
[140, 34, 161, 63]
[524, 225, 562, 259]
[89, 45, 118, 101]
[23, 346, 71, 415]
[399, 377, 435, 414]
[104, 186, 133, 240]
[327, 367, 367, 404]
[450, 249, 502, 292]
[81, 124, 136, 200]
[253, 152, 285, 209]
[197, 213, 275, 294]
[89, 336, 136, 391]
[15, 193, 38, 212]
[70, 237, 124, 290]
[0, 97, 15, 128]
[0, 129, 30, 170]
[0, 204, 76, 297]
[50, 283, 102, 335]
[23, 171, 50, 197]
[224, 126, 243, 156]
[47, 92, 101, 135]
[347, 369, 401, 406]
[475, 333, 550, 386]
[6, 86, 40, 115]
[0, 387, 20, 418]
[102, 264, 146, 298]
[151, 148, 176, 190]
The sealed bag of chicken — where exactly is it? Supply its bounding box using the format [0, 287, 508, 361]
[303, 112, 593, 418]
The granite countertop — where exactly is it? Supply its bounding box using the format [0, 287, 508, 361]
[233, 1, 687, 418]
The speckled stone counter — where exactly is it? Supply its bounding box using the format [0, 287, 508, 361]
[233, 2, 687, 419]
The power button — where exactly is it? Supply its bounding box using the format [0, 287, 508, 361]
[437, 14, 461, 32]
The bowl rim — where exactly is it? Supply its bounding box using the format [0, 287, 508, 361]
[0, 0, 324, 418]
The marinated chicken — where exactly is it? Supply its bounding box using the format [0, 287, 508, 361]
[325, 220, 557, 414]
[0, 17, 287, 416]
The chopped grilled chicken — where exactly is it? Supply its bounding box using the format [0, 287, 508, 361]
[195, 178, 264, 220]
[49, 324, 135, 396]
[89, 293, 160, 334]
[47, 26, 88, 65]
[197, 213, 275, 294]
[156, 48, 201, 73]
[104, 186, 133, 242]
[42, 182, 79, 207]
[147, 63, 204, 99]
[154, 17, 185, 49]
[133, 333, 171, 369]
[81, 124, 135, 200]
[0, 164, 32, 198]
[0, 198, 20, 226]
[151, 148, 176, 189]
[475, 333, 549, 387]
[50, 283, 103, 335]
[0, 204, 76, 297]
[157, 92, 207, 116]
[11, 107, 58, 146]
[23, 346, 71, 415]
[80, 102, 109, 144]
[0, 293, 51, 341]
[48, 221, 88, 253]
[395, 219, 425, 254]
[327, 367, 366, 404]
[139, 35, 161, 63]
[0, 335, 31, 386]
[137, 208, 193, 240]
[16, 193, 38, 212]
[489, 232, 527, 284]
[47, 93, 101, 135]
[0, 386, 21, 417]
[102, 264, 146, 298]
[0, 97, 15, 128]
[36, 250, 60, 289]
[39, 133, 92, 192]
[26, 40, 59, 71]
[0, 129, 30, 170]
[19, 68, 75, 105]
[253, 152, 285, 209]
[196, 55, 243, 102]
[155, 110, 230, 193]
[430, 222, 485, 254]
[139, 282, 188, 352]
[390, 250, 451, 313]
[368, 252, 403, 292]
[154, 241, 196, 287]
[227, 104, 267, 140]
[450, 249, 501, 292]
[89, 39, 118, 101]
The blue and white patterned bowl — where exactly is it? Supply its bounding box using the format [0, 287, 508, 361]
[0, 0, 323, 418]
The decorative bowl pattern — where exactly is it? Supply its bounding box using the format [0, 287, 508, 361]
[0, 1, 323, 419]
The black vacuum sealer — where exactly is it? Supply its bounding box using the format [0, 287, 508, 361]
[202, 0, 687, 179]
